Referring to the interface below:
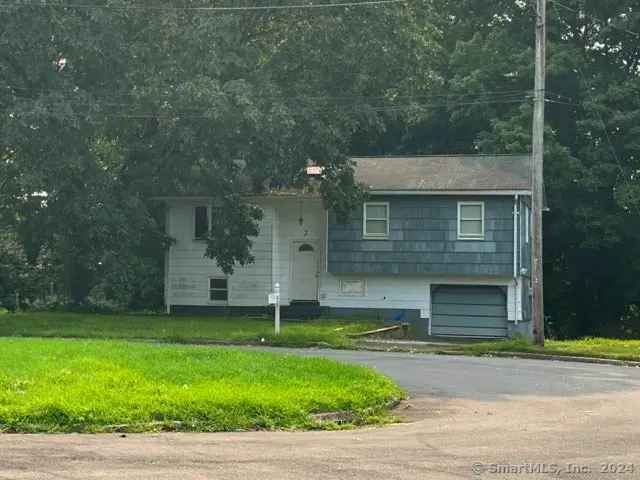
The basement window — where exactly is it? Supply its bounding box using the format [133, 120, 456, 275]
[363, 202, 389, 238]
[458, 202, 485, 240]
[209, 278, 228, 302]
[340, 279, 366, 296]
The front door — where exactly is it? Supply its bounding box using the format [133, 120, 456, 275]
[290, 241, 319, 301]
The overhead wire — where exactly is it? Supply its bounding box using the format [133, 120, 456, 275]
[2, 84, 530, 100]
[0, 0, 409, 12]
[2, 88, 532, 114]
[1, 94, 532, 119]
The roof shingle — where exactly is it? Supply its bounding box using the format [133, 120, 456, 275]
[352, 154, 532, 192]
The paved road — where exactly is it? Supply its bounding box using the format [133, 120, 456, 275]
[3, 349, 640, 479]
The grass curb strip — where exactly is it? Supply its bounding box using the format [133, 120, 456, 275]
[479, 351, 640, 367]
[356, 340, 640, 368]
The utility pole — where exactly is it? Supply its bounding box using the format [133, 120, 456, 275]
[531, 0, 546, 345]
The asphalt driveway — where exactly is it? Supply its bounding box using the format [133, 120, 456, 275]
[271, 347, 640, 399]
[3, 349, 640, 479]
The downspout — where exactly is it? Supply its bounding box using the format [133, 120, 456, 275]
[519, 203, 524, 271]
[513, 194, 519, 325]
[164, 205, 171, 315]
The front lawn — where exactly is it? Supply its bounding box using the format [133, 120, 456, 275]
[0, 338, 403, 433]
[0, 312, 379, 348]
[459, 337, 640, 362]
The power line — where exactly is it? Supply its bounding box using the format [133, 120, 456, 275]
[4, 84, 530, 101]
[546, 90, 575, 102]
[550, 0, 640, 38]
[1, 95, 530, 118]
[3, 98, 530, 116]
[544, 97, 577, 106]
[4, 96, 530, 111]
[0, 0, 408, 12]
[3, 88, 532, 113]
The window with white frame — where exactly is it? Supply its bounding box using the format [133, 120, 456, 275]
[194, 206, 209, 239]
[363, 202, 389, 238]
[209, 278, 228, 302]
[457, 202, 485, 240]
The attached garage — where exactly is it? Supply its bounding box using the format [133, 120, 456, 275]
[431, 285, 508, 338]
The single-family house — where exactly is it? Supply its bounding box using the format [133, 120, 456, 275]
[160, 154, 535, 339]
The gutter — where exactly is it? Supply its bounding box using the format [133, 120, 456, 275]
[151, 190, 534, 201]
[368, 189, 532, 196]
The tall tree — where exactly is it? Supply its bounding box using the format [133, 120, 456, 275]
[1, 1, 441, 303]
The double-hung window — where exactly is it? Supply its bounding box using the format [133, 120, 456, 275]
[457, 202, 485, 240]
[209, 278, 228, 302]
[363, 202, 389, 238]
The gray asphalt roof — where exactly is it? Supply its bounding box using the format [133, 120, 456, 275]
[352, 154, 532, 192]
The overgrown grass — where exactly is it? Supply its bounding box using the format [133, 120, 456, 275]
[0, 338, 403, 433]
[458, 337, 640, 362]
[0, 312, 379, 348]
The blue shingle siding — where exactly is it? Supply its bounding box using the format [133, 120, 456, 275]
[328, 196, 515, 276]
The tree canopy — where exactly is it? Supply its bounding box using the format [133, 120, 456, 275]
[1, 0, 639, 336]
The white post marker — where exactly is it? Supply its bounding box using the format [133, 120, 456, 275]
[274, 282, 281, 335]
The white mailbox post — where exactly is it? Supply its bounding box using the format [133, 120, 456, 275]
[268, 282, 281, 335]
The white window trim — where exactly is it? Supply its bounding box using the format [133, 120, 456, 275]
[362, 202, 390, 239]
[208, 276, 229, 304]
[193, 205, 211, 241]
[457, 201, 485, 240]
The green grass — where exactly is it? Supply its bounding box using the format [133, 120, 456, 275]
[0, 312, 379, 348]
[0, 338, 404, 433]
[457, 337, 640, 362]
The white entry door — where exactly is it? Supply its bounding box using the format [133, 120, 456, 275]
[290, 241, 319, 301]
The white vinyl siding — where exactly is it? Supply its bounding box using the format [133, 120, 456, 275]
[167, 203, 275, 307]
[363, 202, 389, 238]
[457, 202, 485, 240]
